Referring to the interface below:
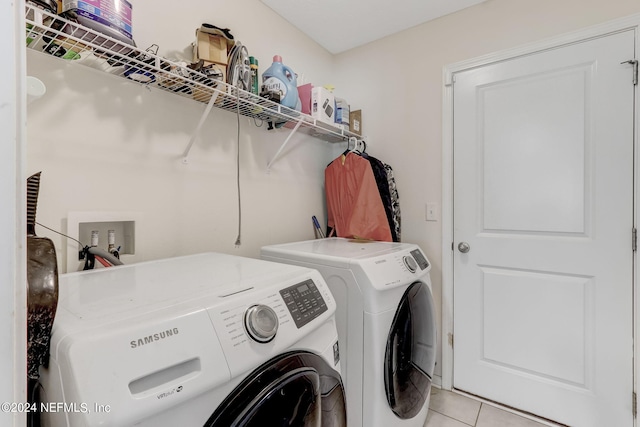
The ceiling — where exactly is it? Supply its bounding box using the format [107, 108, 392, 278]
[260, 0, 487, 54]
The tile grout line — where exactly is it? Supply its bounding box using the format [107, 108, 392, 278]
[428, 407, 476, 427]
[452, 389, 562, 427]
[474, 403, 482, 426]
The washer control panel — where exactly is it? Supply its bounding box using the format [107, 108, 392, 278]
[279, 279, 328, 329]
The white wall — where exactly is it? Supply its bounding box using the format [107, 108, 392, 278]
[332, 0, 640, 379]
[27, 0, 343, 272]
[3, 0, 27, 424]
[25, 0, 640, 386]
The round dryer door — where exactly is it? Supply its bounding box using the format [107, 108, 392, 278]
[204, 350, 346, 427]
[384, 281, 437, 419]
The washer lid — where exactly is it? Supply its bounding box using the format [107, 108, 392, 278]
[261, 237, 414, 268]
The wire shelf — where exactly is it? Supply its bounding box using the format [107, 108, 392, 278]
[24, 3, 358, 143]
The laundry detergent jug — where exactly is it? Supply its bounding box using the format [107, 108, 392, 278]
[261, 55, 301, 111]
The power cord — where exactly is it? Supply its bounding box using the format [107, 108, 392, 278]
[252, 116, 264, 128]
[35, 221, 84, 247]
[234, 91, 242, 247]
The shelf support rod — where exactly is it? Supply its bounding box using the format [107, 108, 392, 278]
[182, 90, 220, 164]
[267, 119, 303, 171]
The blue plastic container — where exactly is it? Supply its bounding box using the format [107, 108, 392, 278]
[261, 55, 301, 111]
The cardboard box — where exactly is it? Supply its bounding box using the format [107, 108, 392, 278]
[311, 87, 335, 125]
[194, 29, 228, 65]
[350, 109, 362, 135]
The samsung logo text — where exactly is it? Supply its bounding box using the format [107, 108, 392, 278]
[130, 328, 179, 349]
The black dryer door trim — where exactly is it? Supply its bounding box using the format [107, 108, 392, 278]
[204, 350, 346, 427]
[384, 281, 437, 419]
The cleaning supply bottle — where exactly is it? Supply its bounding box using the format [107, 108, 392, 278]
[261, 55, 301, 111]
[249, 56, 259, 95]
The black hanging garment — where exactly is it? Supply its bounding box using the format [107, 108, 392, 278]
[362, 153, 398, 242]
[383, 163, 401, 242]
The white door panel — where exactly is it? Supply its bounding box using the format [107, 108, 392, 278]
[482, 66, 589, 234]
[453, 30, 635, 427]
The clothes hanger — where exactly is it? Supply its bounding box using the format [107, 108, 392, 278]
[359, 139, 367, 154]
[342, 137, 364, 155]
[340, 137, 358, 164]
[340, 137, 368, 164]
[342, 137, 356, 155]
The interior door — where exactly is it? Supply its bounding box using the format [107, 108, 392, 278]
[453, 30, 635, 427]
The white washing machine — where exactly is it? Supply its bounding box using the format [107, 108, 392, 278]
[38, 252, 346, 426]
[261, 237, 437, 427]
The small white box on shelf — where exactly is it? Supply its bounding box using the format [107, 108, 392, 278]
[311, 87, 335, 125]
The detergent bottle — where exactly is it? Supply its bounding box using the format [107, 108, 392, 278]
[261, 55, 301, 111]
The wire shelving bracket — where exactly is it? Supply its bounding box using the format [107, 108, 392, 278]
[267, 119, 303, 172]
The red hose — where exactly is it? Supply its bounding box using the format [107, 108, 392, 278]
[95, 256, 112, 268]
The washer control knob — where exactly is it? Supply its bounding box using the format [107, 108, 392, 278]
[403, 255, 418, 273]
[244, 304, 279, 343]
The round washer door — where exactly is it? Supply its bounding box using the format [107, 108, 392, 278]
[384, 281, 437, 419]
[204, 350, 346, 427]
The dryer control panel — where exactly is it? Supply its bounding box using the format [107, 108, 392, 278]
[356, 246, 432, 292]
[280, 279, 328, 329]
[410, 249, 430, 270]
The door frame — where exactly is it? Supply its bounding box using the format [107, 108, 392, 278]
[3, 0, 27, 425]
[441, 14, 640, 408]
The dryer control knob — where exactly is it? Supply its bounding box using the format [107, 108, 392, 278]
[403, 255, 418, 273]
[244, 304, 279, 343]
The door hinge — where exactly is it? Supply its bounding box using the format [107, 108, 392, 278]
[633, 228, 637, 252]
[448, 333, 454, 349]
[621, 60, 638, 85]
[633, 391, 637, 418]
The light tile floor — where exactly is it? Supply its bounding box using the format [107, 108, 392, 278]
[425, 388, 553, 427]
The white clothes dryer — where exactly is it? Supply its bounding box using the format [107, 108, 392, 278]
[38, 252, 346, 427]
[261, 237, 437, 427]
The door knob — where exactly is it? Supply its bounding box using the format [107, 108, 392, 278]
[458, 242, 470, 253]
